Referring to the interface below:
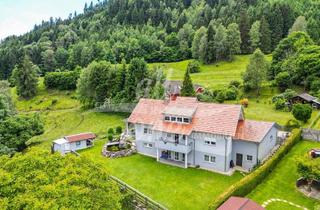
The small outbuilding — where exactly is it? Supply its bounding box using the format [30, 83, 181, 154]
[164, 80, 204, 100]
[52, 132, 96, 155]
[289, 93, 320, 109]
[217, 196, 265, 210]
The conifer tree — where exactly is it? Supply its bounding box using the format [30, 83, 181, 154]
[260, 16, 272, 53]
[12, 56, 38, 99]
[239, 10, 250, 54]
[181, 69, 195, 97]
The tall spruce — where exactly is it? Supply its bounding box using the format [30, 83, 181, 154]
[181, 69, 195, 97]
[205, 23, 216, 63]
[239, 10, 250, 54]
[249, 21, 261, 53]
[259, 16, 272, 53]
[12, 56, 38, 99]
[269, 4, 284, 50]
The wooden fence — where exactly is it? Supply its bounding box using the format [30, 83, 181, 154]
[302, 128, 320, 141]
[109, 175, 168, 210]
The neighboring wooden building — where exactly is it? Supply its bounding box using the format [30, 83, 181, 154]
[217, 196, 265, 210]
[289, 93, 320, 109]
[52, 133, 96, 155]
[164, 80, 204, 100]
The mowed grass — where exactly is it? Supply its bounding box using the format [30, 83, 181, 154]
[81, 140, 243, 210]
[248, 140, 320, 210]
[151, 55, 272, 89]
[12, 78, 80, 112]
[26, 107, 242, 210]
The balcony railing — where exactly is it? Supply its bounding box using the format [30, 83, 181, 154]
[155, 138, 192, 153]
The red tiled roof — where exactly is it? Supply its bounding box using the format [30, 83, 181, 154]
[128, 97, 243, 136]
[235, 120, 274, 143]
[217, 197, 265, 210]
[65, 133, 96, 143]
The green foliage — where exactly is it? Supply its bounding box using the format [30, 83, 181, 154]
[108, 128, 115, 135]
[229, 80, 241, 88]
[292, 104, 313, 123]
[187, 60, 200, 73]
[297, 154, 320, 182]
[0, 149, 122, 209]
[116, 126, 123, 134]
[249, 21, 261, 53]
[108, 134, 114, 141]
[274, 98, 286, 110]
[0, 81, 15, 120]
[11, 56, 38, 99]
[0, 114, 44, 155]
[225, 88, 238, 100]
[44, 68, 81, 90]
[77, 61, 117, 107]
[181, 69, 195, 97]
[243, 49, 269, 95]
[209, 129, 302, 210]
[269, 32, 314, 80]
[215, 91, 226, 103]
[289, 16, 307, 34]
[275, 72, 291, 91]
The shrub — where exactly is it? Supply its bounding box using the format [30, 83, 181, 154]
[187, 60, 201, 73]
[209, 129, 302, 209]
[275, 72, 291, 91]
[108, 128, 115, 135]
[311, 80, 320, 93]
[274, 98, 286, 110]
[240, 98, 249, 107]
[44, 70, 81, 90]
[116, 126, 123, 134]
[215, 91, 226, 103]
[292, 104, 312, 123]
[229, 80, 241, 88]
[285, 119, 301, 131]
[51, 99, 58, 105]
[107, 134, 114, 141]
[225, 88, 238, 100]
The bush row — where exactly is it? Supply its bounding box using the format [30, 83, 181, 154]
[44, 70, 80, 90]
[208, 129, 302, 209]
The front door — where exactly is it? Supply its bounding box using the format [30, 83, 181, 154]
[236, 153, 243, 167]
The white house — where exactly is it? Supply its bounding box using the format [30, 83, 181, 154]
[127, 97, 279, 175]
[52, 133, 96, 155]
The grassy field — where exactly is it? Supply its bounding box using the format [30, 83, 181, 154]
[81, 140, 243, 210]
[151, 55, 272, 89]
[12, 78, 80, 112]
[248, 140, 320, 210]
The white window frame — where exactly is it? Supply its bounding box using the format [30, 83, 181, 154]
[177, 117, 183, 122]
[76, 141, 81, 146]
[171, 116, 177, 122]
[246, 155, 253, 162]
[204, 139, 216, 146]
[167, 133, 171, 138]
[144, 143, 153, 148]
[144, 128, 148, 134]
[204, 154, 216, 163]
[164, 116, 170, 121]
[183, 118, 190, 123]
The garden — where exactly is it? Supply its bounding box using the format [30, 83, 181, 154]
[248, 140, 320, 210]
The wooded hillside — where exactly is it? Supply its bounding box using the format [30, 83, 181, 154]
[0, 0, 319, 79]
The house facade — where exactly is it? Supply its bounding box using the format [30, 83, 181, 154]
[127, 97, 279, 174]
[52, 133, 96, 155]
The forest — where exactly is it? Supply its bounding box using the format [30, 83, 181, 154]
[0, 0, 319, 80]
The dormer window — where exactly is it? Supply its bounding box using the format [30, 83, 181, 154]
[177, 117, 183, 122]
[183, 118, 190, 123]
[171, 117, 176, 122]
[165, 116, 170, 121]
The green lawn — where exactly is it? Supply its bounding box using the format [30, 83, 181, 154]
[248, 140, 320, 210]
[26, 107, 242, 210]
[81, 140, 243, 210]
[151, 55, 272, 89]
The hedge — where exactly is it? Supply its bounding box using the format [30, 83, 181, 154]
[208, 129, 302, 209]
[44, 70, 80, 90]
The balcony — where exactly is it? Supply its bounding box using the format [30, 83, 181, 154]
[155, 138, 192, 153]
